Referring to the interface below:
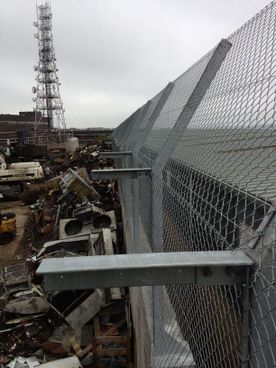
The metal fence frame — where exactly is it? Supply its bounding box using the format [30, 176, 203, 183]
[113, 2, 276, 367]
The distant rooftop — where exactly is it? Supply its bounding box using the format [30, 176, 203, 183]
[0, 111, 46, 123]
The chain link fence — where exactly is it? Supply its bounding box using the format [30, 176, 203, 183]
[113, 2, 276, 367]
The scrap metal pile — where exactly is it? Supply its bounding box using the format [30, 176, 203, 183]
[0, 142, 131, 368]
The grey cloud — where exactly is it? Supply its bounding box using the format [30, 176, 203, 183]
[0, 0, 271, 128]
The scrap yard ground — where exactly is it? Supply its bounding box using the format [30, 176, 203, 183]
[0, 202, 30, 266]
[0, 138, 132, 368]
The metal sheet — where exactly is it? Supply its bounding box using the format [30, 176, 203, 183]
[65, 290, 103, 330]
[39, 356, 83, 368]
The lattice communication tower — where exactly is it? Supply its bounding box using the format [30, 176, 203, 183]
[33, 1, 66, 133]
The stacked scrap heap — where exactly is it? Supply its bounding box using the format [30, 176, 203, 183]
[0, 140, 131, 368]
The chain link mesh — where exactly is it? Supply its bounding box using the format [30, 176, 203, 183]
[113, 2, 276, 367]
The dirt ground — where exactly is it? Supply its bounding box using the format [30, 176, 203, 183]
[0, 201, 30, 266]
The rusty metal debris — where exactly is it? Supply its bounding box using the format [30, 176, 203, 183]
[0, 141, 131, 367]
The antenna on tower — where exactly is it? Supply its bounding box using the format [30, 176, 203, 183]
[33, 0, 66, 142]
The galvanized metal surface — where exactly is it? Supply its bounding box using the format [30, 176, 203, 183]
[155, 39, 232, 167]
[38, 250, 253, 272]
[37, 250, 253, 290]
[113, 2, 276, 367]
[98, 151, 133, 159]
[34, 2, 66, 132]
[91, 167, 151, 180]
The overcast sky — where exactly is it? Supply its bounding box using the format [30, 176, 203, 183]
[0, 0, 272, 128]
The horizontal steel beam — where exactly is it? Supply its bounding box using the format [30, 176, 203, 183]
[37, 251, 253, 291]
[91, 168, 151, 180]
[98, 151, 132, 159]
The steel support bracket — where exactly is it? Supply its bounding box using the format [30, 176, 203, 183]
[98, 151, 133, 159]
[37, 250, 253, 291]
[91, 168, 151, 180]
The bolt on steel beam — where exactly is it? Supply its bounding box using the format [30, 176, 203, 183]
[37, 250, 253, 291]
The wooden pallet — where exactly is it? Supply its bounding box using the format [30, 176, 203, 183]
[92, 317, 131, 368]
